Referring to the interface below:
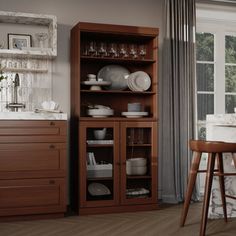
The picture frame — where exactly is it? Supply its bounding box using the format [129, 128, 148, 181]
[8, 33, 32, 50]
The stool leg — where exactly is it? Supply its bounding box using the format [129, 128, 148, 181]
[200, 153, 216, 236]
[180, 151, 201, 227]
[217, 153, 227, 222]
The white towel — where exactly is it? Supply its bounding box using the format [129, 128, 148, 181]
[232, 153, 236, 168]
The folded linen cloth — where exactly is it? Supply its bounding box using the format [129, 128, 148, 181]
[231, 153, 236, 168]
[232, 153, 236, 168]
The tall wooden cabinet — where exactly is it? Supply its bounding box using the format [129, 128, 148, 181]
[71, 22, 159, 214]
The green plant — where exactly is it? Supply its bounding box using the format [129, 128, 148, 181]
[0, 63, 7, 91]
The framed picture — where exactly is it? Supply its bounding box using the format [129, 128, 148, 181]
[8, 33, 32, 50]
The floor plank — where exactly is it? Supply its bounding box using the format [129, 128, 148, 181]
[0, 203, 235, 236]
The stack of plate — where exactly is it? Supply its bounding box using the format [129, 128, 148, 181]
[121, 111, 148, 118]
[127, 71, 151, 92]
[87, 108, 114, 117]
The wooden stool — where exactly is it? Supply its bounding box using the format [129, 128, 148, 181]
[180, 140, 236, 236]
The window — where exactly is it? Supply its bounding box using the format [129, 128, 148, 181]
[196, 6, 236, 139]
[196, 4, 236, 195]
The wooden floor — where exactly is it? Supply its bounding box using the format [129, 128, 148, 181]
[0, 203, 236, 236]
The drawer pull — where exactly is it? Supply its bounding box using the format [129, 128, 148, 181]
[49, 144, 55, 149]
[49, 180, 55, 184]
[50, 121, 55, 126]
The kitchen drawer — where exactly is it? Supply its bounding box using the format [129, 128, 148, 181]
[0, 178, 66, 216]
[0, 143, 66, 179]
[0, 120, 67, 143]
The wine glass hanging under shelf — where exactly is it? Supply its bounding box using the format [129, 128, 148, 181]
[82, 41, 148, 60]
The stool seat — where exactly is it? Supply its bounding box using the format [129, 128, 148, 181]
[180, 140, 236, 236]
[190, 140, 236, 153]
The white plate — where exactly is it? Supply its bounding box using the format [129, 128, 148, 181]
[81, 81, 111, 86]
[97, 65, 130, 90]
[88, 183, 111, 196]
[121, 111, 148, 118]
[128, 71, 151, 91]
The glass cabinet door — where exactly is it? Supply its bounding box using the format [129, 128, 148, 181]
[120, 122, 157, 205]
[79, 121, 119, 207]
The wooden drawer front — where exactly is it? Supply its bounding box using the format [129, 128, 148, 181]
[0, 121, 67, 143]
[0, 178, 66, 216]
[0, 127, 61, 136]
[0, 143, 66, 179]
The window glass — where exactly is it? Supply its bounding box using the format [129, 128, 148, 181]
[197, 94, 214, 120]
[225, 65, 236, 92]
[197, 64, 214, 91]
[225, 35, 236, 63]
[196, 32, 214, 61]
[225, 95, 236, 113]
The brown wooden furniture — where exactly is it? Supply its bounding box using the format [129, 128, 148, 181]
[180, 140, 236, 236]
[71, 22, 159, 214]
[0, 120, 67, 220]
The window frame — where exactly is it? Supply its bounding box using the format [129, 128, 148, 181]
[197, 19, 236, 120]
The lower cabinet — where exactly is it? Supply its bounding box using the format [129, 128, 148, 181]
[0, 178, 66, 216]
[79, 121, 158, 214]
[0, 120, 67, 219]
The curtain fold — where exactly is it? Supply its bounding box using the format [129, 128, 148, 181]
[159, 0, 197, 203]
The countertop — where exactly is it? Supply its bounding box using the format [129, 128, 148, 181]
[0, 112, 67, 120]
[206, 113, 236, 126]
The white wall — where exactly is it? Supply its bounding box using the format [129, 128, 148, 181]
[0, 0, 163, 115]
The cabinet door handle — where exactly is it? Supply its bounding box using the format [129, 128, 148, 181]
[49, 180, 55, 184]
[49, 144, 55, 149]
[50, 121, 55, 126]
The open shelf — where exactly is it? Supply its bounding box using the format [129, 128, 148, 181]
[81, 56, 155, 64]
[80, 90, 156, 95]
[0, 11, 57, 59]
[87, 177, 113, 181]
[126, 175, 152, 179]
[3, 66, 48, 73]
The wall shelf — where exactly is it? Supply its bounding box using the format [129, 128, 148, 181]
[0, 11, 57, 59]
[3, 67, 48, 73]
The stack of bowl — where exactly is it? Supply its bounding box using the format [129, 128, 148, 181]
[126, 157, 147, 175]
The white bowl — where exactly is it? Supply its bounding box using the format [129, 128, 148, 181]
[87, 109, 114, 117]
[126, 158, 147, 167]
[93, 128, 107, 140]
[126, 165, 147, 175]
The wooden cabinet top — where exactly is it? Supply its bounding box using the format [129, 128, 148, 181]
[73, 22, 159, 37]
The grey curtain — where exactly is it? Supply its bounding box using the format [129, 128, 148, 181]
[159, 0, 197, 203]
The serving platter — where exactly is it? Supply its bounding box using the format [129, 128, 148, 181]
[97, 65, 130, 90]
[88, 183, 111, 196]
